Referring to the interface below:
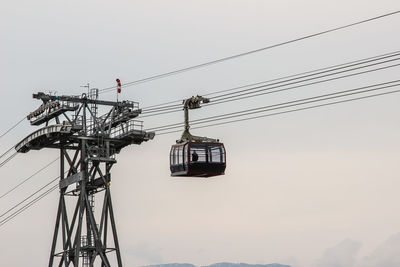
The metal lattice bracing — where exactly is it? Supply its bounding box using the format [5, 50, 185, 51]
[16, 90, 155, 267]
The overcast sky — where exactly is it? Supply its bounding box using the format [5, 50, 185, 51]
[1, 1, 400, 266]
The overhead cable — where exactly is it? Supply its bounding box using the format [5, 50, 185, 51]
[205, 62, 400, 107]
[0, 145, 15, 160]
[148, 80, 400, 132]
[0, 116, 25, 140]
[0, 157, 59, 199]
[208, 56, 400, 101]
[156, 88, 400, 136]
[0, 152, 18, 168]
[99, 10, 400, 94]
[140, 58, 400, 118]
[0, 176, 59, 220]
[141, 50, 400, 112]
[0, 183, 58, 227]
[141, 59, 400, 116]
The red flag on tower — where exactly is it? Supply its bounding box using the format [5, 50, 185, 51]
[116, 78, 121, 93]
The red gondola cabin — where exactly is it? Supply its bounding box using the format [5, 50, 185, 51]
[170, 141, 226, 177]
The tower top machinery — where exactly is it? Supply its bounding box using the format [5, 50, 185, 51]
[15, 89, 154, 267]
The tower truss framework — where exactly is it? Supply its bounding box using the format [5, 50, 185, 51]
[15, 90, 154, 266]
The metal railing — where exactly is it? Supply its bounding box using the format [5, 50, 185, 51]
[28, 100, 79, 123]
[120, 100, 139, 110]
[110, 119, 143, 139]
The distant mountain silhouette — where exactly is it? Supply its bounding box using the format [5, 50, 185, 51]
[141, 262, 291, 267]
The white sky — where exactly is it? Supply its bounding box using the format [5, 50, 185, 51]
[1, 1, 400, 266]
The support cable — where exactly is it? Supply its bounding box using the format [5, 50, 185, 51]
[0, 152, 18, 168]
[208, 57, 400, 101]
[0, 145, 15, 160]
[0, 176, 59, 220]
[189, 81, 400, 129]
[0, 157, 59, 199]
[0, 184, 58, 227]
[156, 88, 400, 136]
[141, 50, 400, 112]
[99, 10, 400, 94]
[203, 51, 400, 97]
[148, 80, 400, 132]
[141, 60, 400, 116]
[141, 59, 400, 118]
[205, 62, 400, 107]
[0, 116, 25, 140]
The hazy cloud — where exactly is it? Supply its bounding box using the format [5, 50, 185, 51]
[314, 239, 361, 267]
[125, 241, 163, 264]
[278, 257, 303, 267]
[358, 233, 400, 267]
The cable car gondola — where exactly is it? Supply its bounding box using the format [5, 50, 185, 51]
[170, 96, 226, 177]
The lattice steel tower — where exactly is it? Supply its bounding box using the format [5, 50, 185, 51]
[15, 90, 155, 266]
